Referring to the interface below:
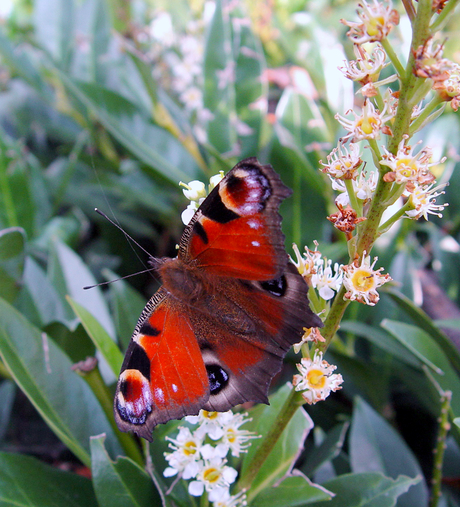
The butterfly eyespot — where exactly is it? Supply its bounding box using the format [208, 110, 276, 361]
[122, 341, 151, 381]
[206, 364, 229, 395]
[260, 274, 287, 297]
[117, 370, 153, 425]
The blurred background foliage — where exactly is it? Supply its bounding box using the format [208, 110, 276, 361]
[0, 0, 459, 505]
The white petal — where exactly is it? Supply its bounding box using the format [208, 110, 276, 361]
[189, 480, 205, 497]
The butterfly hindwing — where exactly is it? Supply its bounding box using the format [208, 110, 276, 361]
[114, 289, 209, 441]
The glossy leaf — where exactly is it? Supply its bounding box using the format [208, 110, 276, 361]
[382, 320, 460, 416]
[68, 298, 124, 377]
[301, 423, 349, 477]
[0, 297, 122, 466]
[251, 472, 331, 507]
[0, 451, 97, 506]
[387, 288, 460, 373]
[307, 473, 420, 507]
[349, 397, 428, 507]
[90, 434, 162, 507]
[55, 74, 201, 184]
[51, 239, 116, 340]
[0, 227, 25, 303]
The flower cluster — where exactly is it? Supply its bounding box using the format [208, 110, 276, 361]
[164, 410, 257, 505]
[293, 351, 344, 404]
[180, 172, 224, 225]
[144, 9, 214, 141]
[291, 243, 343, 301]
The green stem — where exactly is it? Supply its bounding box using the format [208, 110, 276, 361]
[387, 0, 433, 153]
[381, 38, 405, 78]
[409, 94, 444, 135]
[75, 364, 144, 465]
[377, 199, 411, 236]
[344, 179, 361, 217]
[317, 285, 350, 352]
[429, 390, 452, 507]
[430, 0, 460, 32]
[236, 387, 304, 498]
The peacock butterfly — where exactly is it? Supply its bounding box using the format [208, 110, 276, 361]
[114, 157, 322, 441]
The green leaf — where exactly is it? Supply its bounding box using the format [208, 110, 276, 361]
[242, 384, 313, 503]
[34, 0, 75, 70]
[349, 397, 428, 507]
[340, 321, 421, 369]
[0, 451, 97, 507]
[51, 239, 116, 340]
[307, 473, 420, 507]
[0, 297, 122, 466]
[203, 0, 234, 153]
[55, 75, 201, 184]
[387, 288, 460, 373]
[0, 381, 15, 442]
[17, 256, 68, 327]
[0, 227, 25, 303]
[251, 470, 331, 507]
[301, 423, 349, 477]
[382, 320, 460, 417]
[251, 472, 331, 507]
[68, 298, 124, 377]
[90, 434, 162, 507]
[108, 275, 146, 350]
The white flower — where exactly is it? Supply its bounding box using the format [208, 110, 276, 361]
[339, 45, 389, 84]
[311, 258, 343, 301]
[186, 410, 232, 440]
[180, 86, 203, 112]
[405, 182, 448, 220]
[320, 141, 363, 180]
[219, 412, 259, 457]
[293, 351, 343, 404]
[335, 100, 394, 142]
[188, 457, 238, 498]
[332, 170, 378, 207]
[149, 12, 175, 46]
[342, 253, 391, 305]
[163, 427, 203, 478]
[293, 327, 325, 354]
[340, 0, 399, 44]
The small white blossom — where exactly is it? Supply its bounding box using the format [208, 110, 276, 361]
[332, 170, 378, 207]
[293, 351, 343, 404]
[163, 427, 204, 478]
[340, 0, 399, 44]
[335, 100, 394, 142]
[320, 141, 363, 180]
[311, 258, 344, 301]
[293, 327, 325, 354]
[405, 182, 448, 220]
[339, 45, 389, 84]
[342, 254, 391, 305]
[188, 457, 238, 499]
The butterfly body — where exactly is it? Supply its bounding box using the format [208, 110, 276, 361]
[114, 158, 322, 441]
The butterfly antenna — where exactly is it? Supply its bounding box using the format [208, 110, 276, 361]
[83, 268, 154, 290]
[94, 208, 153, 259]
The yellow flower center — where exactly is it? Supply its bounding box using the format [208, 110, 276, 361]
[396, 158, 417, 178]
[358, 115, 379, 134]
[351, 268, 375, 292]
[202, 411, 218, 420]
[184, 441, 197, 456]
[227, 428, 236, 443]
[366, 16, 384, 37]
[307, 368, 327, 389]
[203, 467, 221, 484]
